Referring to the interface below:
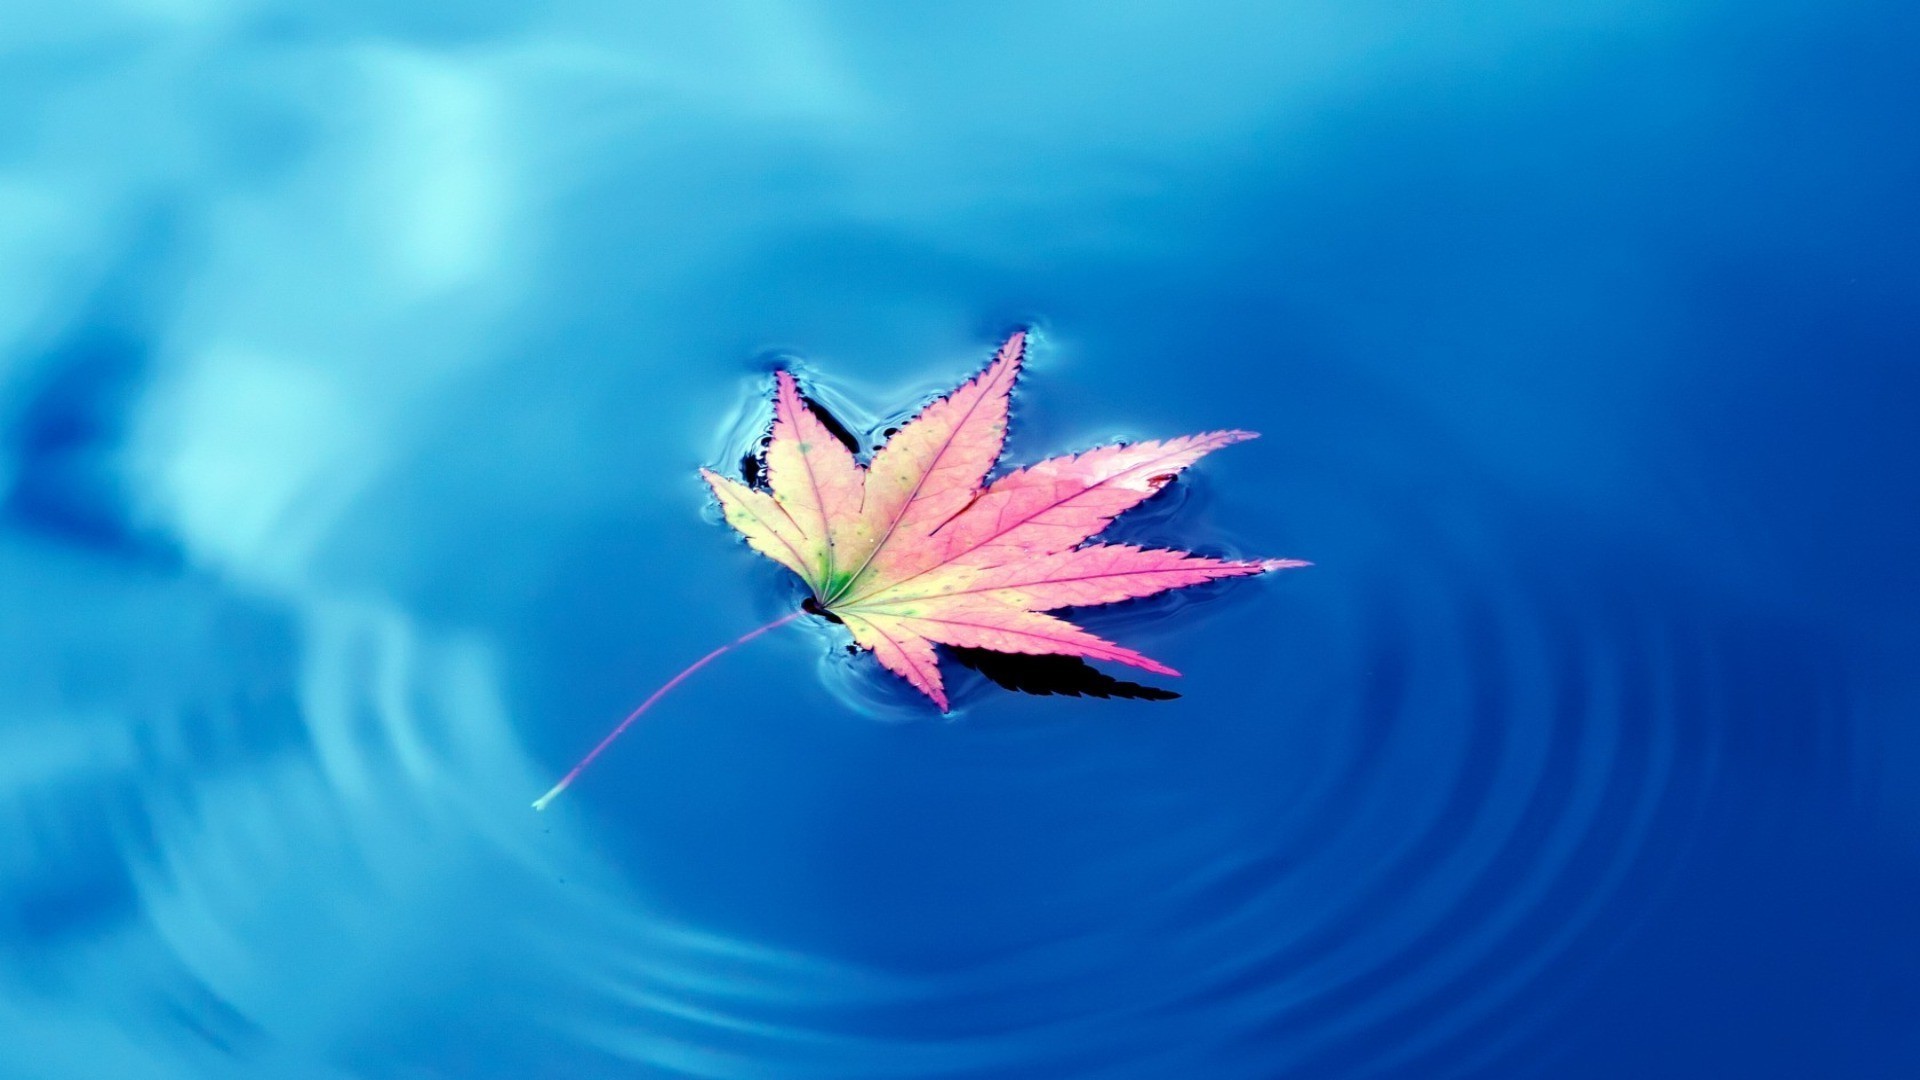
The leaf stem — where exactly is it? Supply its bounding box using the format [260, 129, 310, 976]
[532, 611, 802, 810]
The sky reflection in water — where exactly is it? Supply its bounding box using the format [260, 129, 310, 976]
[3, 2, 1918, 1078]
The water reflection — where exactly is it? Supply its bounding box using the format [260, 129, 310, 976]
[4, 1, 1915, 1078]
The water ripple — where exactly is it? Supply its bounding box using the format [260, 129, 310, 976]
[443, 402, 1848, 1078]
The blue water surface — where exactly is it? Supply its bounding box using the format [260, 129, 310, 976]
[4, 3, 1917, 1078]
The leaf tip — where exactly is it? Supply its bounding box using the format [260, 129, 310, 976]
[772, 369, 803, 410]
[1260, 558, 1312, 572]
[989, 329, 1028, 383]
[1130, 654, 1181, 677]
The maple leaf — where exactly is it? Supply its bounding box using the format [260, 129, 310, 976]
[534, 331, 1304, 809]
[700, 330, 1306, 711]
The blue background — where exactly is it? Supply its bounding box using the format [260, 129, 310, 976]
[3, 2, 1917, 1077]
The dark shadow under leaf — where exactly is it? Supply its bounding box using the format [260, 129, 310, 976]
[948, 647, 1180, 701]
[801, 394, 863, 455]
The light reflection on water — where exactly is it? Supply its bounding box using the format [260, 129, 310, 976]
[5, 2, 1917, 1078]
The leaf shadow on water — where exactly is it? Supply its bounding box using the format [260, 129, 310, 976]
[947, 646, 1179, 701]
